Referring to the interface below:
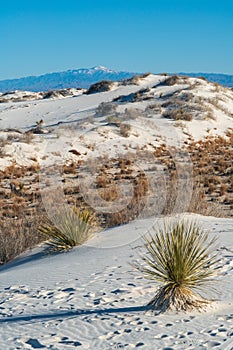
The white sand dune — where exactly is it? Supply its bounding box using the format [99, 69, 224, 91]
[0, 214, 232, 349]
[0, 73, 233, 171]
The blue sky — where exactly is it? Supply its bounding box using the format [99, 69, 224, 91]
[1, 0, 233, 79]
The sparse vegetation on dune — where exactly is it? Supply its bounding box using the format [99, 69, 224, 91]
[1, 128, 232, 263]
[121, 72, 151, 86]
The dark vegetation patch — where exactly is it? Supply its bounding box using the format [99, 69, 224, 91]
[85, 80, 115, 94]
[121, 73, 151, 86]
[113, 88, 151, 103]
[157, 75, 182, 87]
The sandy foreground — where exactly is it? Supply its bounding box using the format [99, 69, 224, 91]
[0, 214, 232, 350]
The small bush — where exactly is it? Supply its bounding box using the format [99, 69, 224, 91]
[199, 76, 207, 81]
[163, 109, 193, 121]
[0, 137, 7, 157]
[123, 107, 140, 120]
[158, 75, 180, 86]
[95, 102, 117, 117]
[105, 115, 120, 125]
[0, 216, 44, 265]
[19, 132, 35, 143]
[38, 207, 95, 252]
[134, 220, 219, 313]
[86, 80, 114, 94]
[119, 123, 131, 137]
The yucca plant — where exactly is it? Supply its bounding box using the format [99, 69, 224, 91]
[134, 220, 219, 313]
[38, 206, 95, 252]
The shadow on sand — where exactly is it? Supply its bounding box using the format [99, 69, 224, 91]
[0, 305, 149, 324]
[0, 246, 54, 273]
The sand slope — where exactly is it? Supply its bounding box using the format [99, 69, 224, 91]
[0, 214, 232, 349]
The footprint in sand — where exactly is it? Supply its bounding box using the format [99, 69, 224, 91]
[25, 338, 46, 348]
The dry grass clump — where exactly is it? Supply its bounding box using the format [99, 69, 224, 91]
[18, 131, 35, 143]
[105, 115, 120, 126]
[119, 123, 131, 137]
[0, 215, 43, 265]
[104, 108, 140, 126]
[63, 161, 79, 175]
[0, 137, 7, 156]
[4, 131, 35, 144]
[134, 220, 219, 313]
[162, 108, 193, 121]
[123, 107, 141, 120]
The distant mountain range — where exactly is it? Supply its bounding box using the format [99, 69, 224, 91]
[0, 66, 232, 92]
[0, 66, 136, 93]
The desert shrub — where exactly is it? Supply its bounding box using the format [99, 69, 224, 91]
[0, 215, 44, 265]
[121, 75, 140, 85]
[188, 185, 224, 217]
[123, 107, 140, 120]
[205, 111, 216, 121]
[140, 72, 151, 78]
[95, 102, 117, 117]
[198, 76, 207, 82]
[157, 75, 180, 87]
[43, 90, 61, 99]
[134, 220, 219, 313]
[119, 123, 131, 137]
[163, 109, 193, 121]
[42, 89, 74, 99]
[122, 73, 151, 86]
[0, 137, 7, 156]
[145, 104, 162, 114]
[105, 115, 120, 125]
[86, 80, 114, 94]
[213, 82, 220, 92]
[38, 207, 95, 252]
[18, 132, 35, 143]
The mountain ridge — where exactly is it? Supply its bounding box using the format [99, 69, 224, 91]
[0, 66, 233, 92]
[0, 66, 137, 93]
